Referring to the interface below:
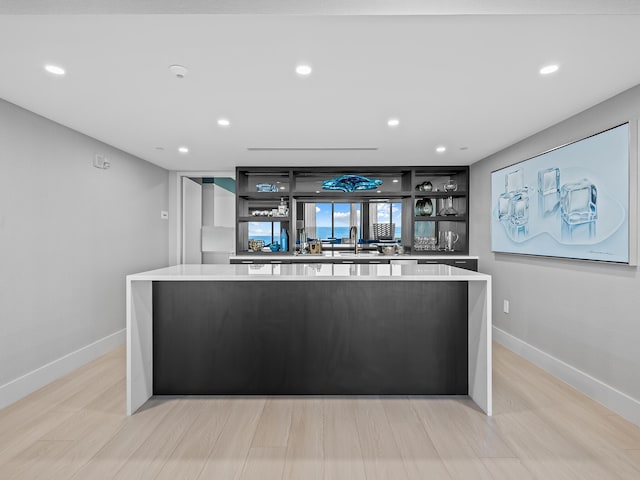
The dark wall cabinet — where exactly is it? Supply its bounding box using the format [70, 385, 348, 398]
[418, 258, 478, 271]
[236, 166, 470, 257]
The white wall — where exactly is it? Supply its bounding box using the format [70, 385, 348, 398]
[0, 98, 169, 407]
[471, 84, 640, 422]
[202, 181, 235, 263]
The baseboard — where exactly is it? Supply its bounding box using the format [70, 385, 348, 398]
[493, 326, 640, 426]
[0, 329, 125, 410]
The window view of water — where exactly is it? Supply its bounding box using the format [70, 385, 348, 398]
[246, 202, 402, 245]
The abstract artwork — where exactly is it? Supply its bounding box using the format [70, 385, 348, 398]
[491, 123, 630, 263]
[322, 175, 383, 192]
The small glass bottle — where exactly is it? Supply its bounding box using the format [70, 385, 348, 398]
[278, 197, 288, 216]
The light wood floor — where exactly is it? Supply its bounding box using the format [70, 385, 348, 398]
[1, 343, 640, 479]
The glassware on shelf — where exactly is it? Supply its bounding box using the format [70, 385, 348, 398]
[415, 181, 433, 192]
[443, 179, 458, 192]
[414, 198, 433, 216]
[277, 197, 289, 216]
[414, 236, 438, 251]
[439, 196, 458, 216]
[439, 231, 459, 252]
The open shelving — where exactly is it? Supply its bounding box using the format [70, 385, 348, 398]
[236, 166, 469, 255]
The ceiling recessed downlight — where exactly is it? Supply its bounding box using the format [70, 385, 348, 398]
[387, 118, 400, 127]
[44, 64, 65, 76]
[178, 146, 189, 154]
[540, 64, 559, 75]
[436, 146, 447, 153]
[296, 64, 312, 76]
[217, 118, 230, 127]
[169, 65, 188, 78]
[392, 179, 399, 183]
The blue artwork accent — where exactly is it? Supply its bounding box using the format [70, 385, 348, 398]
[322, 174, 383, 193]
[256, 183, 279, 192]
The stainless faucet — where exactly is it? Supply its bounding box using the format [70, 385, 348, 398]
[349, 226, 359, 254]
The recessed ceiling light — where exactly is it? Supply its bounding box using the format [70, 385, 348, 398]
[376, 190, 382, 193]
[154, 146, 165, 151]
[178, 146, 189, 154]
[392, 179, 399, 183]
[539, 64, 559, 75]
[279, 186, 285, 190]
[387, 118, 400, 127]
[459, 146, 469, 151]
[169, 64, 188, 79]
[44, 64, 65, 76]
[315, 190, 320, 194]
[217, 118, 230, 127]
[296, 64, 312, 76]
[436, 146, 447, 153]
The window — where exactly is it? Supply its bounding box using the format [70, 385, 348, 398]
[370, 202, 402, 240]
[301, 201, 403, 242]
[305, 203, 361, 240]
[248, 221, 281, 246]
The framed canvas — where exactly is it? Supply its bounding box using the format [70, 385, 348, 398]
[491, 123, 630, 263]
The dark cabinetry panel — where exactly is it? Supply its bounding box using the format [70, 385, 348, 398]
[418, 258, 478, 271]
[153, 280, 468, 395]
[230, 259, 292, 264]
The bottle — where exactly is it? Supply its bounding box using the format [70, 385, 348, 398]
[278, 197, 288, 216]
[280, 228, 288, 252]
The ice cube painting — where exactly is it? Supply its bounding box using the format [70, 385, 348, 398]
[505, 168, 524, 193]
[537, 167, 561, 216]
[509, 191, 529, 227]
[560, 180, 597, 225]
[490, 123, 629, 263]
[496, 166, 598, 239]
[538, 167, 560, 195]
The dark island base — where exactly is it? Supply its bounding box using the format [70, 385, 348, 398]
[153, 280, 468, 395]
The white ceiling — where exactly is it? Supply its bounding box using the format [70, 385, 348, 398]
[1, 11, 640, 171]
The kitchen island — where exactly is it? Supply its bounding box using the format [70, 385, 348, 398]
[126, 263, 492, 415]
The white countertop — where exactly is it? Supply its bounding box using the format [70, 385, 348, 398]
[128, 263, 490, 282]
[230, 252, 478, 260]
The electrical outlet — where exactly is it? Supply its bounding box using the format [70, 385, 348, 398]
[503, 300, 510, 314]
